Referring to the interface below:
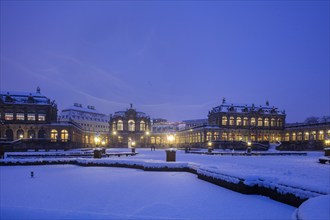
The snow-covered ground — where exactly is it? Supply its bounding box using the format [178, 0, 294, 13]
[1, 148, 329, 219]
[1, 165, 295, 219]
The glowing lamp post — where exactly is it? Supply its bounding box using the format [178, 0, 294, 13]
[207, 141, 213, 153]
[94, 136, 100, 148]
[246, 141, 252, 155]
[166, 134, 176, 162]
[93, 136, 102, 159]
[324, 139, 330, 156]
[131, 141, 136, 153]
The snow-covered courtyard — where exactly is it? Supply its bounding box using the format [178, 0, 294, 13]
[1, 148, 329, 219]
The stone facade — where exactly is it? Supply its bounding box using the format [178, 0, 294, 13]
[109, 104, 151, 147]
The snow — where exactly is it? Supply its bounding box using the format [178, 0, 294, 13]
[296, 195, 330, 220]
[1, 165, 295, 219]
[1, 148, 329, 219]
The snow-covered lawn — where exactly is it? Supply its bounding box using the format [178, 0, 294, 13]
[1, 165, 295, 219]
[1, 148, 329, 219]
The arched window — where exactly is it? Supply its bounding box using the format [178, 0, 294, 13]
[319, 131, 324, 140]
[236, 117, 242, 126]
[117, 120, 123, 131]
[292, 133, 296, 141]
[297, 132, 303, 141]
[304, 132, 309, 141]
[229, 132, 234, 141]
[243, 117, 248, 126]
[229, 117, 235, 126]
[214, 132, 219, 140]
[271, 118, 276, 127]
[38, 129, 46, 139]
[258, 118, 263, 126]
[264, 118, 269, 127]
[28, 129, 35, 139]
[206, 132, 212, 141]
[61, 130, 69, 142]
[222, 132, 228, 141]
[311, 131, 316, 140]
[17, 129, 24, 139]
[285, 133, 290, 141]
[278, 119, 283, 127]
[140, 121, 145, 131]
[128, 120, 135, 131]
[51, 129, 58, 142]
[222, 116, 227, 126]
[5, 129, 14, 141]
[250, 118, 256, 126]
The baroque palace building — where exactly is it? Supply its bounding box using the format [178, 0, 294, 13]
[58, 103, 110, 147]
[0, 88, 85, 150]
[175, 99, 286, 149]
[109, 104, 151, 147]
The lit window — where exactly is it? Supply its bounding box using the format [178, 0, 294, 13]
[319, 131, 324, 140]
[5, 113, 14, 120]
[285, 133, 290, 141]
[292, 133, 296, 141]
[27, 114, 35, 121]
[258, 118, 263, 126]
[304, 132, 309, 141]
[38, 114, 46, 121]
[61, 130, 69, 142]
[264, 118, 269, 127]
[243, 117, 248, 126]
[140, 121, 145, 131]
[128, 120, 135, 131]
[271, 118, 276, 127]
[51, 129, 58, 142]
[250, 118, 256, 126]
[206, 132, 212, 141]
[229, 117, 235, 126]
[236, 117, 242, 126]
[297, 132, 303, 141]
[117, 120, 123, 131]
[16, 113, 25, 120]
[222, 116, 227, 125]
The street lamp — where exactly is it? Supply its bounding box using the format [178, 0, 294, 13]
[145, 131, 150, 148]
[207, 141, 213, 153]
[167, 134, 175, 150]
[94, 136, 100, 148]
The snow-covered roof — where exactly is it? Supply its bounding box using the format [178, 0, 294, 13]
[61, 105, 106, 116]
[209, 101, 285, 115]
[0, 91, 51, 105]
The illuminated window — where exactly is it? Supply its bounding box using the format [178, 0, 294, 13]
[27, 114, 35, 121]
[250, 118, 256, 126]
[311, 131, 316, 140]
[264, 118, 269, 127]
[285, 133, 290, 141]
[229, 117, 234, 126]
[206, 132, 212, 141]
[258, 118, 263, 126]
[292, 133, 296, 141]
[271, 118, 276, 127]
[304, 132, 309, 141]
[117, 120, 123, 131]
[61, 130, 68, 142]
[51, 129, 58, 142]
[222, 116, 227, 125]
[5, 113, 14, 120]
[319, 131, 324, 140]
[222, 132, 228, 141]
[228, 132, 234, 141]
[38, 114, 46, 121]
[214, 132, 219, 140]
[278, 119, 282, 127]
[128, 120, 135, 131]
[236, 117, 242, 126]
[140, 121, 145, 131]
[16, 113, 25, 120]
[297, 132, 302, 141]
[243, 117, 248, 126]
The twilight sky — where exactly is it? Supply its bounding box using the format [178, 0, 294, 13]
[0, 1, 329, 122]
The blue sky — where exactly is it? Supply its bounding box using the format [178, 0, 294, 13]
[1, 1, 329, 122]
